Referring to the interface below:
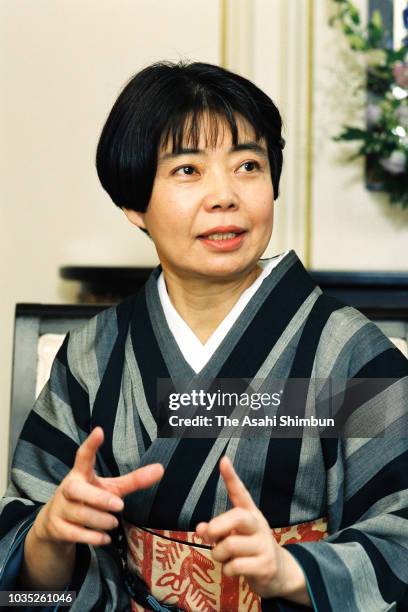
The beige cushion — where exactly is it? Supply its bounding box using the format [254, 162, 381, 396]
[35, 333, 66, 399]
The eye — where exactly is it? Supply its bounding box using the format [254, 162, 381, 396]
[174, 165, 197, 176]
[238, 160, 261, 173]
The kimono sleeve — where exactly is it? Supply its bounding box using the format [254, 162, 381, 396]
[284, 329, 408, 611]
[0, 333, 131, 611]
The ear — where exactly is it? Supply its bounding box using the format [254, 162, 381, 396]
[122, 207, 147, 230]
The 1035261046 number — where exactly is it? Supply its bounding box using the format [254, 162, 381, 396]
[0, 590, 76, 607]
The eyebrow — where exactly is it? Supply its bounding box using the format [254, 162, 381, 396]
[159, 141, 268, 162]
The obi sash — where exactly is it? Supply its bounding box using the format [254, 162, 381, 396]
[123, 517, 328, 612]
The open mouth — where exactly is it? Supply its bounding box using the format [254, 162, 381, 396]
[200, 231, 245, 241]
[198, 226, 247, 239]
[197, 229, 247, 251]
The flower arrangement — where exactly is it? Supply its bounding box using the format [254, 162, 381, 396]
[330, 0, 408, 207]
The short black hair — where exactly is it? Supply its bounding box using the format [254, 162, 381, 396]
[96, 60, 285, 212]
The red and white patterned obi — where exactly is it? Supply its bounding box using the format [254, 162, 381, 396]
[123, 517, 328, 612]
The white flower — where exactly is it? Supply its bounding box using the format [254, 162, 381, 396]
[379, 150, 406, 174]
[366, 104, 382, 126]
[365, 49, 387, 67]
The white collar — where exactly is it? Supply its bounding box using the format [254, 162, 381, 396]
[157, 252, 289, 373]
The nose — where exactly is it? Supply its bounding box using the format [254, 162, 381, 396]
[202, 174, 239, 212]
[206, 200, 238, 211]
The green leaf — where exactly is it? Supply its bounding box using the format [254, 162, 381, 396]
[348, 34, 366, 50]
[350, 7, 360, 25]
[371, 9, 382, 30]
[336, 127, 368, 141]
[392, 48, 407, 62]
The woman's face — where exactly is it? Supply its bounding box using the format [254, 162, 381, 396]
[124, 114, 274, 283]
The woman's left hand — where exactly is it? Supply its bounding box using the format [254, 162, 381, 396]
[195, 456, 308, 602]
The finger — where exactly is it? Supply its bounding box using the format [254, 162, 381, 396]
[202, 508, 257, 544]
[72, 427, 104, 480]
[195, 522, 210, 543]
[212, 534, 259, 563]
[98, 463, 164, 498]
[61, 499, 119, 531]
[62, 479, 124, 513]
[223, 555, 269, 578]
[219, 456, 257, 511]
[195, 521, 227, 546]
[53, 516, 112, 547]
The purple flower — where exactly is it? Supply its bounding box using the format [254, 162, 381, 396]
[393, 62, 408, 89]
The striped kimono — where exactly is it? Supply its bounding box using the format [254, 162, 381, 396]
[1, 250, 408, 611]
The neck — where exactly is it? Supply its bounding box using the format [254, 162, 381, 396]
[162, 265, 262, 344]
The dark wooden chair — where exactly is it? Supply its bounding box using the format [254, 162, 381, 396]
[8, 304, 109, 476]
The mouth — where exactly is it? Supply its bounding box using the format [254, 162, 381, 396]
[197, 227, 247, 251]
[200, 231, 244, 241]
[198, 226, 246, 241]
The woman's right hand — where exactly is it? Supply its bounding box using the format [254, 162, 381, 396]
[32, 426, 164, 548]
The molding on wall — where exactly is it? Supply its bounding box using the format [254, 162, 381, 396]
[221, 0, 314, 265]
[223, 0, 255, 78]
[219, 0, 227, 67]
[305, 0, 315, 268]
[277, 0, 314, 266]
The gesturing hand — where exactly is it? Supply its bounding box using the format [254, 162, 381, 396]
[33, 426, 164, 548]
[195, 456, 307, 601]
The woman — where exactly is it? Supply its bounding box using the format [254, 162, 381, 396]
[1, 61, 407, 612]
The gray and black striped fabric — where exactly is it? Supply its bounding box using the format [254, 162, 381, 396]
[1, 250, 407, 611]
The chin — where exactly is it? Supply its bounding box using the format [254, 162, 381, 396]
[197, 259, 255, 280]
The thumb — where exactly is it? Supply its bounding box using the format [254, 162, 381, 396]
[97, 463, 164, 498]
